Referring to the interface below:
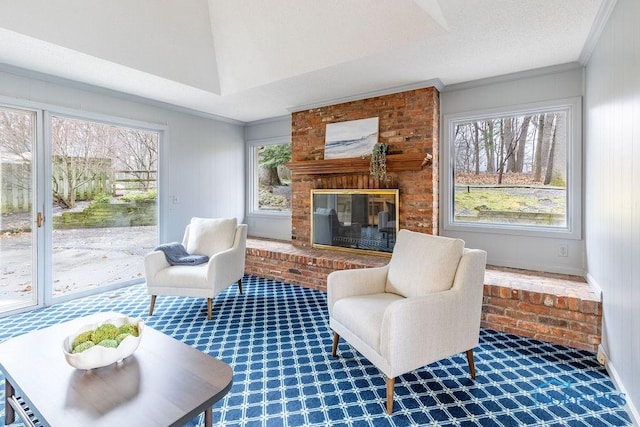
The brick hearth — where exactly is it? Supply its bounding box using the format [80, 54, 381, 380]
[245, 238, 602, 352]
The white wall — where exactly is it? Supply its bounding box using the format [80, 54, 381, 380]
[245, 115, 291, 141]
[0, 67, 245, 244]
[584, 0, 640, 422]
[440, 65, 585, 275]
[244, 115, 292, 240]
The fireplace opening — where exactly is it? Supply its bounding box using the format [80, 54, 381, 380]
[311, 189, 399, 255]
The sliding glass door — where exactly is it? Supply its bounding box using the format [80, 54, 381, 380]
[0, 105, 160, 315]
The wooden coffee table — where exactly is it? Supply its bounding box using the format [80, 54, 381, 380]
[0, 312, 232, 427]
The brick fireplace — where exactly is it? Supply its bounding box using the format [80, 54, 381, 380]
[288, 87, 440, 248]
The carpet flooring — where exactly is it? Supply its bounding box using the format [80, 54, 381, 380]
[0, 276, 631, 426]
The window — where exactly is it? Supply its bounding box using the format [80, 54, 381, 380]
[443, 98, 581, 238]
[248, 140, 291, 213]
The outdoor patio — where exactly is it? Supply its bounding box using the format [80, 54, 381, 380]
[1, 205, 156, 307]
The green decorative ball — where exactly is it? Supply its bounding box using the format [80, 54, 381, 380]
[118, 323, 139, 337]
[115, 333, 130, 345]
[72, 330, 94, 350]
[72, 341, 95, 353]
[98, 339, 118, 348]
[91, 323, 118, 343]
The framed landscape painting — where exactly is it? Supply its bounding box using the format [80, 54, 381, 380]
[324, 117, 379, 159]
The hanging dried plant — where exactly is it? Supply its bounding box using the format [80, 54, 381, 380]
[369, 142, 388, 180]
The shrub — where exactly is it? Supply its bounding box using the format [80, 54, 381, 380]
[121, 190, 157, 203]
[259, 188, 288, 209]
[92, 193, 111, 204]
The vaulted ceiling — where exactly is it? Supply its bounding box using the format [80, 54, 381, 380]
[0, 0, 607, 122]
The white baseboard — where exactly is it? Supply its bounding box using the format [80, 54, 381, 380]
[587, 273, 636, 424]
[606, 359, 640, 426]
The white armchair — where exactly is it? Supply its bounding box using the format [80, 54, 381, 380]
[327, 229, 487, 414]
[144, 217, 247, 320]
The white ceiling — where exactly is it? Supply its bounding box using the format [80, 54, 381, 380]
[0, 0, 607, 123]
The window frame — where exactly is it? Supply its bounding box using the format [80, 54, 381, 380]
[441, 97, 582, 239]
[246, 136, 292, 216]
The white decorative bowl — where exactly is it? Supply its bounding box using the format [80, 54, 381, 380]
[62, 315, 144, 370]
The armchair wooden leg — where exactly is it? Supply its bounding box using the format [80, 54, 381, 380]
[237, 278, 243, 295]
[386, 377, 395, 414]
[331, 332, 340, 357]
[466, 349, 476, 379]
[207, 298, 213, 320]
[149, 295, 156, 316]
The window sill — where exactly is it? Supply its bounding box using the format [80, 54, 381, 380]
[444, 220, 580, 240]
[247, 211, 291, 218]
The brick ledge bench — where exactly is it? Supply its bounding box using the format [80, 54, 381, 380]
[245, 238, 601, 352]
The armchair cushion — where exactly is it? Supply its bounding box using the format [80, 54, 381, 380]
[332, 293, 403, 351]
[153, 264, 209, 289]
[386, 230, 464, 297]
[186, 217, 237, 256]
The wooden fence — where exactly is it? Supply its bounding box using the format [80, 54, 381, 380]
[1, 161, 157, 213]
[0, 163, 30, 213]
[112, 170, 157, 195]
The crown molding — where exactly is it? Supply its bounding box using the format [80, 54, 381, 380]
[578, 0, 618, 65]
[245, 114, 291, 127]
[441, 63, 583, 93]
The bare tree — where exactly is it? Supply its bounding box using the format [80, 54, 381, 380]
[514, 115, 533, 172]
[482, 121, 496, 173]
[51, 117, 116, 208]
[497, 118, 521, 184]
[472, 122, 480, 175]
[0, 109, 33, 190]
[493, 115, 533, 183]
[544, 115, 558, 185]
[453, 124, 475, 173]
[0, 110, 32, 159]
[452, 110, 564, 186]
[504, 118, 516, 173]
[116, 129, 158, 191]
[533, 114, 545, 181]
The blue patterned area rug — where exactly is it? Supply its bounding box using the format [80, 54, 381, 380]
[0, 276, 631, 426]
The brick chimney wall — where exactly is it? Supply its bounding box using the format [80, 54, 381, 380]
[290, 87, 440, 247]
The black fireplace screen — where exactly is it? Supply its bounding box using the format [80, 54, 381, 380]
[311, 189, 399, 254]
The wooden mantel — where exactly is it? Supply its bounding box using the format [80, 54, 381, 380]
[286, 153, 430, 175]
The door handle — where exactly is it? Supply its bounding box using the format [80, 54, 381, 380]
[37, 212, 44, 228]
